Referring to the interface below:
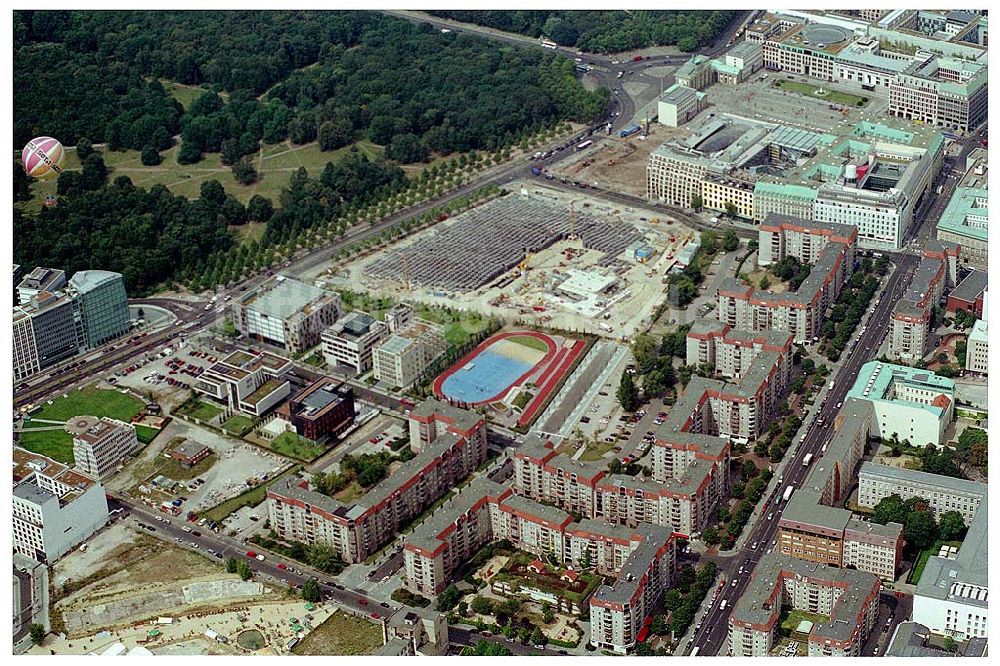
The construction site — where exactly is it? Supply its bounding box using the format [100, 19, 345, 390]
[330, 188, 697, 340]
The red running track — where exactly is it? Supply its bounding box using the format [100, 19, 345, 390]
[432, 330, 557, 406]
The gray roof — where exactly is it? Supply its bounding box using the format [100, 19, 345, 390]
[13, 482, 55, 505]
[885, 622, 950, 657]
[661, 83, 699, 106]
[591, 523, 674, 605]
[244, 277, 332, 320]
[405, 477, 507, 554]
[731, 553, 881, 643]
[949, 269, 987, 303]
[858, 462, 987, 504]
[501, 494, 572, 527]
[68, 269, 122, 294]
[902, 256, 946, 304]
[409, 398, 483, 433]
[916, 501, 988, 605]
[781, 489, 850, 532]
[893, 300, 928, 319]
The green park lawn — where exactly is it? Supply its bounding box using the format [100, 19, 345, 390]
[180, 400, 225, 423]
[29, 385, 144, 424]
[222, 414, 256, 436]
[17, 429, 74, 464]
[269, 432, 326, 461]
[773, 79, 869, 107]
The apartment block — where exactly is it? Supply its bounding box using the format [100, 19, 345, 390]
[267, 400, 486, 564]
[194, 349, 293, 417]
[13, 447, 108, 562]
[718, 215, 857, 343]
[67, 416, 141, 481]
[729, 554, 881, 657]
[857, 462, 985, 525]
[402, 478, 676, 654]
[321, 311, 389, 374]
[888, 240, 959, 362]
[846, 361, 955, 447]
[513, 435, 604, 518]
[372, 320, 447, 389]
[685, 318, 793, 385]
[233, 276, 342, 353]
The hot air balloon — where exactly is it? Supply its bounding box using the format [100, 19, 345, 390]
[21, 136, 66, 180]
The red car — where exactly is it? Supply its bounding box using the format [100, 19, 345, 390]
[246, 551, 257, 558]
[277, 563, 287, 570]
[359, 599, 368, 606]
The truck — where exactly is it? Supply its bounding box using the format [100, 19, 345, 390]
[782, 486, 794, 502]
[530, 165, 542, 176]
[540, 39, 558, 50]
[828, 381, 835, 391]
[576, 140, 593, 151]
[619, 124, 641, 138]
[802, 453, 813, 467]
[632, 55, 644, 62]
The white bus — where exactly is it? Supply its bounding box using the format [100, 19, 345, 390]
[541, 39, 557, 50]
[576, 140, 593, 151]
[691, 647, 700, 656]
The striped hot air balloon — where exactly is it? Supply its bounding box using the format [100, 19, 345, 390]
[21, 136, 66, 180]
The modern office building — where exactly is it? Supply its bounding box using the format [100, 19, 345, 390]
[277, 378, 355, 441]
[12, 309, 39, 382]
[728, 554, 882, 657]
[16, 267, 66, 304]
[846, 361, 955, 446]
[67, 270, 130, 349]
[657, 84, 708, 128]
[718, 215, 857, 343]
[965, 318, 988, 375]
[13, 292, 80, 381]
[936, 187, 987, 269]
[857, 462, 985, 525]
[889, 53, 988, 132]
[913, 502, 988, 641]
[321, 311, 389, 374]
[648, 115, 944, 250]
[66, 416, 141, 481]
[372, 320, 447, 389]
[267, 400, 486, 564]
[13, 264, 23, 305]
[13, 447, 108, 562]
[233, 276, 342, 353]
[194, 349, 293, 418]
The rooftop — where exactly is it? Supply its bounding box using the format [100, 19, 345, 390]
[949, 269, 988, 303]
[916, 501, 988, 605]
[847, 361, 955, 416]
[241, 378, 287, 406]
[858, 461, 986, 502]
[242, 276, 334, 320]
[68, 269, 123, 294]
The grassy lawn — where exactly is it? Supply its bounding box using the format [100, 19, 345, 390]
[222, 414, 255, 437]
[773, 79, 869, 107]
[157, 78, 228, 110]
[268, 432, 326, 461]
[333, 480, 366, 504]
[781, 609, 830, 634]
[30, 385, 144, 424]
[909, 540, 963, 584]
[292, 611, 382, 656]
[512, 390, 533, 410]
[580, 437, 617, 462]
[200, 464, 301, 524]
[17, 428, 74, 464]
[179, 400, 225, 423]
[25, 138, 388, 208]
[135, 424, 162, 445]
[509, 334, 550, 353]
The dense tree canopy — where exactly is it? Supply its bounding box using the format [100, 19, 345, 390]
[429, 10, 740, 53]
[16, 11, 606, 163]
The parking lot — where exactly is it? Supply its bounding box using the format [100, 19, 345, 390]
[108, 335, 219, 412]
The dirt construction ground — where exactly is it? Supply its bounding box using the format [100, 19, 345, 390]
[548, 123, 692, 197]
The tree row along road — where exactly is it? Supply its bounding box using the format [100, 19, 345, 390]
[688, 251, 918, 655]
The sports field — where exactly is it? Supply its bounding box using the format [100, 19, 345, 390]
[436, 331, 554, 404]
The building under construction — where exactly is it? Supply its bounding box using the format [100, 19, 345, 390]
[363, 194, 643, 292]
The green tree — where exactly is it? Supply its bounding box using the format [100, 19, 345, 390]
[437, 584, 461, 611]
[247, 194, 274, 222]
[872, 495, 909, 526]
[938, 511, 967, 542]
[700, 230, 719, 255]
[225, 556, 238, 573]
[461, 640, 512, 656]
[236, 560, 252, 581]
[530, 626, 547, 645]
[703, 526, 721, 545]
[306, 543, 345, 574]
[541, 602, 555, 624]
[301, 579, 322, 602]
[29, 623, 46, 645]
[617, 371, 640, 412]
[903, 510, 939, 552]
[232, 156, 259, 185]
[691, 194, 703, 211]
[722, 229, 739, 251]
[759, 275, 771, 290]
[943, 636, 957, 653]
[140, 144, 162, 166]
[471, 596, 493, 616]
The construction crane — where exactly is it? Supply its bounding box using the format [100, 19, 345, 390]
[397, 252, 410, 291]
[519, 247, 533, 272]
[569, 202, 576, 240]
